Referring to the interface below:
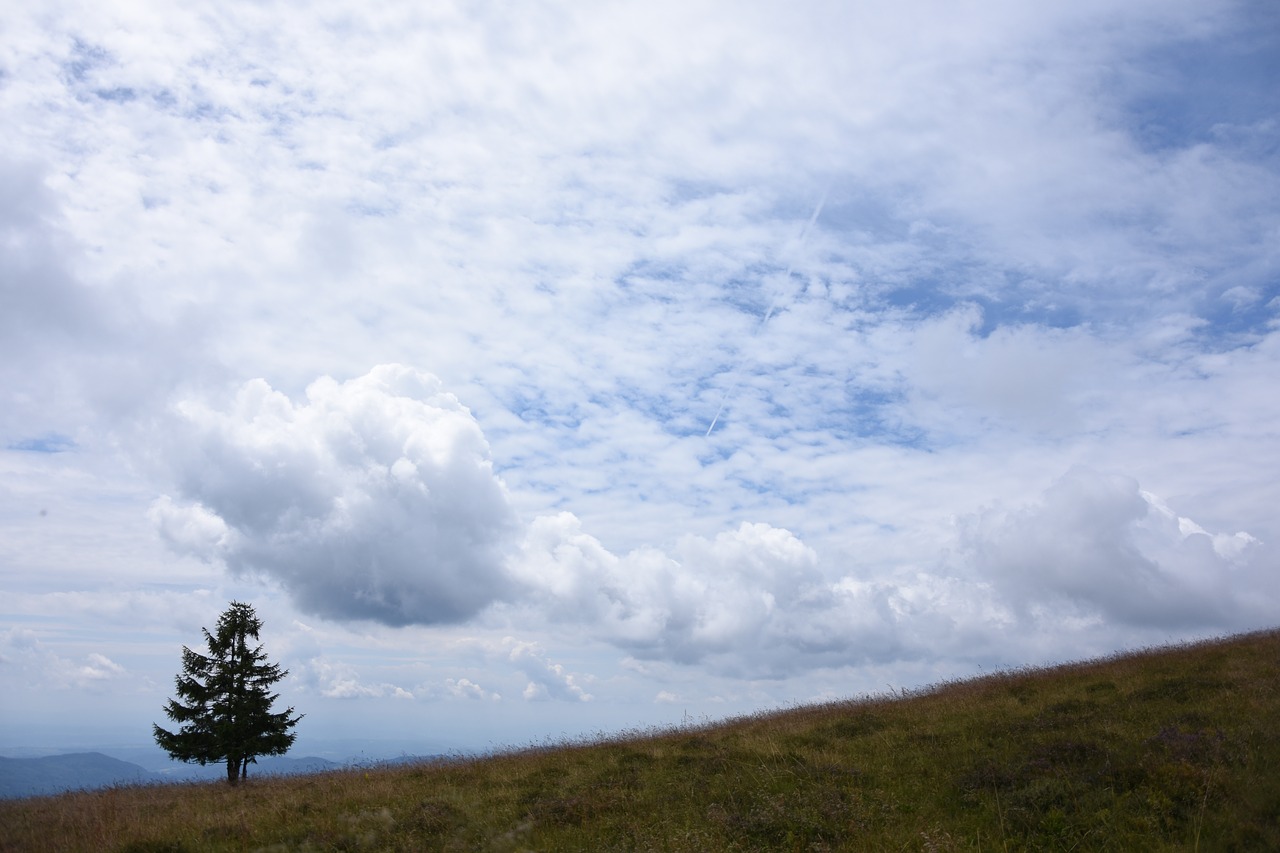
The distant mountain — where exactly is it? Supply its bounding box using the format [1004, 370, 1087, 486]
[0, 752, 344, 799]
[251, 755, 345, 776]
[0, 753, 160, 799]
[152, 754, 344, 782]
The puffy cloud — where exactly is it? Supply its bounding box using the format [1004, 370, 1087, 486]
[443, 677, 501, 702]
[958, 466, 1271, 628]
[513, 515, 903, 674]
[506, 639, 593, 702]
[152, 366, 520, 626]
[150, 495, 234, 556]
[0, 628, 129, 691]
[80, 653, 127, 681]
[511, 463, 1275, 677]
[295, 657, 415, 700]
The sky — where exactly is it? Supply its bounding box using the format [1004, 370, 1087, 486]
[2, 0, 1278, 759]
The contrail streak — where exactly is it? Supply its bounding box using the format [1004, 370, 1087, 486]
[762, 192, 825, 324]
[705, 397, 729, 437]
[705, 192, 828, 437]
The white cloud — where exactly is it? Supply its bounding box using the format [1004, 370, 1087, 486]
[1142, 491, 1261, 564]
[1222, 285, 1262, 311]
[512, 513, 961, 676]
[957, 466, 1272, 628]
[0, 629, 129, 691]
[2, 0, 1278, 751]
[80, 653, 126, 682]
[505, 462, 1274, 677]
[513, 515, 834, 667]
[506, 638, 593, 703]
[150, 495, 234, 557]
[904, 306, 1112, 435]
[295, 657, 414, 700]
[152, 366, 520, 626]
[444, 677, 501, 702]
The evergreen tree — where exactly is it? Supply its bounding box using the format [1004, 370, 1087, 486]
[154, 601, 302, 785]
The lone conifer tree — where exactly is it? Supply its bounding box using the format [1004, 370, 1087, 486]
[154, 601, 302, 785]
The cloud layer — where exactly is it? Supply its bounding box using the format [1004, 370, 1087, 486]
[148, 366, 1274, 682]
[2, 0, 1277, 750]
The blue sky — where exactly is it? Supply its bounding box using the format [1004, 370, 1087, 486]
[2, 0, 1278, 758]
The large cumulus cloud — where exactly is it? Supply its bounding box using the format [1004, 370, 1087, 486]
[512, 514, 926, 675]
[152, 365, 520, 625]
[514, 465, 1273, 675]
[957, 466, 1271, 628]
[513, 516, 826, 660]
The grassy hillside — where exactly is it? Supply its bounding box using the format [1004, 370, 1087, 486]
[3, 629, 1277, 852]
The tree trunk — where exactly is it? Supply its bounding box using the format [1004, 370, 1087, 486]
[226, 756, 241, 786]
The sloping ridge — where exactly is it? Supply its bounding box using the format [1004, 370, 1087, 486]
[0, 753, 160, 799]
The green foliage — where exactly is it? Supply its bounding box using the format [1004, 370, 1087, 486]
[152, 601, 301, 786]
[4, 628, 1279, 851]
